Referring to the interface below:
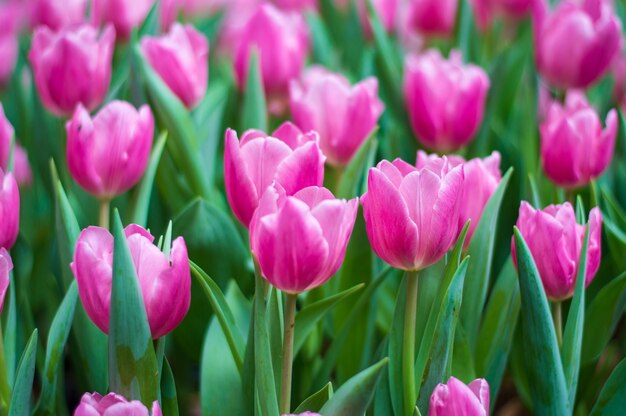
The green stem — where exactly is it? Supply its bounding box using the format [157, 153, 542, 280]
[0, 324, 11, 414]
[553, 301, 563, 348]
[403, 271, 419, 416]
[99, 199, 110, 230]
[280, 294, 298, 415]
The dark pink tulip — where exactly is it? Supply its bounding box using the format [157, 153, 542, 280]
[0, 248, 11, 315]
[0, 169, 19, 250]
[92, 0, 153, 41]
[289, 66, 384, 166]
[66, 101, 154, 199]
[71, 224, 191, 339]
[417, 150, 501, 247]
[534, 0, 622, 89]
[74, 392, 162, 416]
[540, 91, 616, 188]
[224, 122, 325, 227]
[470, 0, 535, 30]
[28, 24, 114, 116]
[356, 0, 398, 36]
[141, 23, 209, 108]
[0, 5, 19, 88]
[30, 0, 87, 30]
[361, 155, 464, 271]
[512, 202, 602, 301]
[429, 377, 490, 416]
[404, 49, 490, 152]
[408, 0, 458, 37]
[250, 184, 358, 293]
[274, 0, 317, 11]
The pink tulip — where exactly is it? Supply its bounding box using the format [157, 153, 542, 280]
[612, 52, 626, 104]
[512, 202, 602, 301]
[224, 122, 325, 227]
[0, 5, 19, 88]
[92, 0, 154, 41]
[417, 151, 501, 247]
[0, 169, 19, 250]
[470, 0, 535, 30]
[29, 24, 114, 116]
[429, 377, 490, 416]
[0, 248, 11, 315]
[12, 145, 32, 187]
[361, 155, 464, 271]
[141, 23, 209, 108]
[534, 0, 622, 89]
[356, 0, 398, 36]
[283, 413, 321, 416]
[289, 66, 384, 166]
[408, 0, 458, 37]
[274, 0, 317, 11]
[404, 49, 490, 152]
[74, 392, 162, 416]
[540, 91, 616, 188]
[72, 224, 191, 339]
[30, 0, 87, 30]
[66, 101, 154, 199]
[250, 184, 358, 293]
[0, 104, 32, 187]
[234, 3, 310, 100]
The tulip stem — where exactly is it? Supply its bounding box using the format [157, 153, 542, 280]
[99, 199, 110, 230]
[552, 301, 563, 348]
[0, 324, 10, 413]
[403, 271, 419, 416]
[280, 293, 298, 415]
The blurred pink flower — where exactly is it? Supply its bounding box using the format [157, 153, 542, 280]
[0, 248, 11, 315]
[0, 168, 19, 249]
[30, 0, 87, 30]
[74, 392, 162, 415]
[429, 377, 490, 416]
[408, 0, 458, 37]
[92, 0, 153, 40]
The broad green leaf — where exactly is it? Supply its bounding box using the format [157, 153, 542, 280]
[388, 275, 408, 416]
[8, 330, 38, 416]
[575, 196, 586, 224]
[3, 272, 16, 388]
[367, 0, 402, 98]
[294, 382, 333, 414]
[589, 357, 626, 416]
[240, 49, 267, 132]
[451, 324, 476, 383]
[306, 11, 335, 68]
[336, 129, 378, 199]
[266, 287, 283, 396]
[138, 2, 158, 36]
[160, 358, 179, 416]
[129, 132, 167, 226]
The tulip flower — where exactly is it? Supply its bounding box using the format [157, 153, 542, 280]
[30, 0, 87, 30]
[283, 413, 320, 416]
[0, 6, 18, 88]
[417, 151, 501, 247]
[29, 24, 115, 116]
[224, 122, 325, 227]
[429, 377, 490, 416]
[612, 52, 626, 104]
[12, 145, 32, 187]
[408, 0, 458, 37]
[540, 91, 616, 188]
[534, 0, 622, 89]
[0, 104, 13, 170]
[404, 49, 490, 152]
[289, 66, 384, 166]
[141, 23, 209, 108]
[0, 169, 19, 250]
[66, 101, 154, 199]
[74, 392, 162, 416]
[92, 0, 153, 40]
[0, 104, 32, 187]
[0, 248, 12, 314]
[470, 0, 535, 30]
[274, 0, 317, 11]
[356, 0, 398, 36]
[72, 224, 191, 339]
[512, 202, 602, 301]
[361, 155, 464, 271]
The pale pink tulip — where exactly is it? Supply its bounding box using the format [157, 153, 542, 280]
[429, 377, 490, 416]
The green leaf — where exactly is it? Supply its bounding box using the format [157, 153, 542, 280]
[336, 129, 378, 199]
[388, 275, 408, 416]
[306, 11, 335, 68]
[9, 330, 38, 416]
[590, 357, 626, 416]
[367, 0, 402, 98]
[513, 227, 568, 414]
[240, 49, 267, 132]
[319, 358, 388, 416]
[108, 210, 159, 406]
[129, 132, 167, 226]
[160, 358, 179, 416]
[451, 324, 476, 383]
[294, 382, 333, 413]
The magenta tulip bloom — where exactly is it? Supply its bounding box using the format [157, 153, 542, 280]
[361, 155, 464, 271]
[0, 169, 19, 250]
[534, 0, 622, 89]
[141, 23, 209, 108]
[66, 101, 154, 199]
[512, 202, 602, 301]
[0, 6, 19, 88]
[408, 0, 458, 37]
[274, 0, 317, 12]
[429, 377, 490, 416]
[0, 104, 13, 170]
[30, 0, 87, 30]
[417, 150, 501, 247]
[72, 224, 190, 339]
[224, 122, 325, 227]
[0, 105, 31, 187]
[92, 0, 153, 40]
[74, 392, 162, 416]
[289, 66, 384, 166]
[250, 185, 358, 293]
[0, 248, 11, 315]
[470, 0, 535, 30]
[540, 91, 616, 188]
[29, 24, 114, 116]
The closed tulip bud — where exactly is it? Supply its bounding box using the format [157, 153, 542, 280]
[66, 101, 154, 199]
[71, 224, 191, 339]
[224, 122, 325, 227]
[0, 169, 19, 250]
[512, 202, 602, 301]
[534, 0, 622, 89]
[141, 23, 209, 108]
[541, 91, 616, 188]
[0, 6, 18, 88]
[409, 0, 458, 37]
[356, 0, 398, 36]
[289, 66, 384, 166]
[429, 377, 490, 416]
[361, 155, 464, 271]
[250, 184, 358, 293]
[74, 392, 162, 416]
[30, 0, 87, 30]
[417, 150, 501, 247]
[92, 0, 153, 41]
[0, 248, 12, 315]
[404, 49, 490, 152]
[29, 24, 114, 116]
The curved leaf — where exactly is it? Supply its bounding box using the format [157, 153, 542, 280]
[129, 132, 167, 226]
[240, 49, 267, 132]
[8, 330, 38, 416]
[590, 357, 626, 416]
[294, 382, 333, 414]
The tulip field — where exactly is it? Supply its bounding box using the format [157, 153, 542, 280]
[1, 0, 626, 414]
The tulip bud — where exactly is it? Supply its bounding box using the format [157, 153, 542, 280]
[512, 202, 602, 301]
[71, 224, 191, 339]
[92, 0, 153, 40]
[408, 0, 458, 37]
[224, 122, 325, 227]
[250, 184, 358, 293]
[540, 91, 616, 188]
[429, 377, 490, 416]
[30, 0, 87, 30]
[289, 66, 384, 166]
[404, 49, 490, 152]
[0, 248, 12, 315]
[29, 24, 115, 116]
[74, 392, 162, 416]
[141, 23, 209, 109]
[361, 155, 464, 271]
[0, 169, 19, 250]
[66, 101, 154, 199]
[356, 0, 398, 36]
[534, 0, 622, 89]
[0, 6, 19, 88]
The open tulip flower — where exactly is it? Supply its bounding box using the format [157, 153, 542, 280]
[429, 377, 490, 416]
[30, 0, 87, 31]
[74, 392, 162, 416]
